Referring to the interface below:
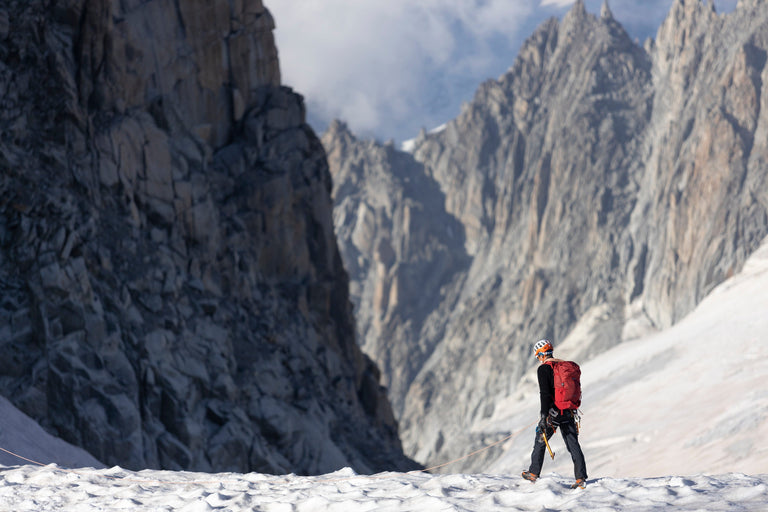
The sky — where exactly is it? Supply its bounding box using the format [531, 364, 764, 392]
[269, 0, 739, 144]
[0, 234, 766, 509]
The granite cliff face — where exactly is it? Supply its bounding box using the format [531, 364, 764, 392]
[324, 122, 470, 412]
[325, 0, 768, 469]
[0, 0, 415, 474]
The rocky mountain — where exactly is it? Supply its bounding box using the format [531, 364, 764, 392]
[325, 0, 768, 469]
[324, 122, 471, 412]
[0, 0, 417, 474]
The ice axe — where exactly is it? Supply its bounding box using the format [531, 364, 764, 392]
[541, 428, 555, 459]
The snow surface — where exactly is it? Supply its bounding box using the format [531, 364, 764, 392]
[401, 123, 448, 152]
[0, 396, 102, 470]
[0, 237, 767, 510]
[0, 465, 766, 511]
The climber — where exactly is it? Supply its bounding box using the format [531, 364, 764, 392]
[521, 339, 588, 489]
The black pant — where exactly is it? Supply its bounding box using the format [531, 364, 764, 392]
[528, 412, 587, 480]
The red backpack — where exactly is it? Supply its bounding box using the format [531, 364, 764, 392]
[545, 360, 581, 410]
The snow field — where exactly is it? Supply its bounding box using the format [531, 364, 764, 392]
[0, 464, 767, 511]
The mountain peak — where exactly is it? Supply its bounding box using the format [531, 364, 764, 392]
[561, 0, 595, 33]
[737, 0, 758, 10]
[327, 119, 355, 139]
[570, 0, 587, 19]
[656, 0, 718, 65]
[600, 0, 614, 21]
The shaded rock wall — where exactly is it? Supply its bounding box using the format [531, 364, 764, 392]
[0, 0, 415, 474]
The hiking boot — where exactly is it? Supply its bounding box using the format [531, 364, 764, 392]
[570, 478, 586, 489]
[521, 471, 538, 482]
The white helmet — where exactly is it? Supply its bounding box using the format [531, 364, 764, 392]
[533, 339, 553, 358]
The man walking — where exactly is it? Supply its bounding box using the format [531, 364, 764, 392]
[522, 339, 588, 489]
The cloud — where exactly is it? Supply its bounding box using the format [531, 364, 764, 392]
[540, 0, 575, 6]
[268, 0, 740, 142]
[269, 0, 534, 141]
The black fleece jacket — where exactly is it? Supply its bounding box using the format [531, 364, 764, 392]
[537, 363, 555, 416]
